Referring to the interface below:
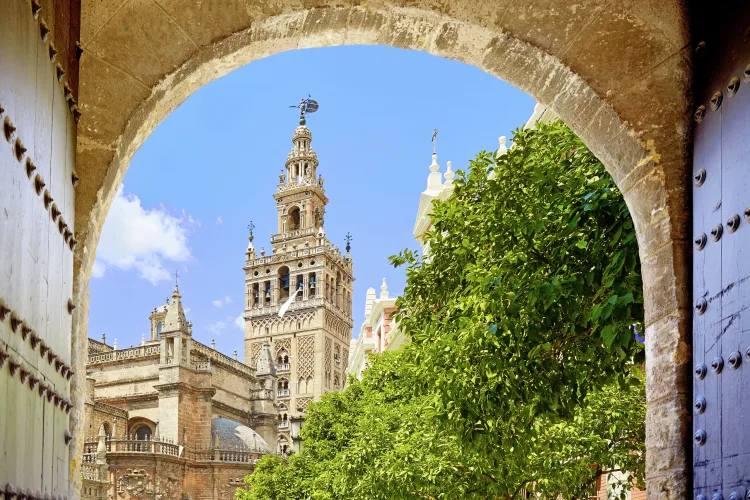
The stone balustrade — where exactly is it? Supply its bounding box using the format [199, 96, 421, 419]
[82, 439, 278, 465]
[88, 344, 160, 365]
[191, 340, 254, 377]
[275, 363, 290, 372]
[192, 359, 211, 371]
[81, 463, 107, 481]
[251, 388, 274, 400]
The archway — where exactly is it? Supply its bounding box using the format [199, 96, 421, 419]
[70, 4, 692, 498]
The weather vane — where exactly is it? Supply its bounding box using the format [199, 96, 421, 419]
[247, 221, 255, 240]
[345, 232, 352, 253]
[289, 95, 319, 125]
[174, 270, 180, 287]
[431, 128, 438, 154]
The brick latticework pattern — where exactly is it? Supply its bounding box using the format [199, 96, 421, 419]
[297, 336, 315, 379]
[250, 342, 263, 366]
[324, 337, 333, 388]
[295, 397, 313, 412]
[274, 338, 291, 357]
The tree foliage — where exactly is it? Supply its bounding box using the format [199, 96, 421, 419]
[237, 122, 645, 500]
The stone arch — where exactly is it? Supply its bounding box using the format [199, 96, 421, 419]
[288, 205, 302, 231]
[70, 3, 693, 497]
[128, 417, 156, 439]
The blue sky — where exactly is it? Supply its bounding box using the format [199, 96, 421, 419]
[88, 45, 535, 358]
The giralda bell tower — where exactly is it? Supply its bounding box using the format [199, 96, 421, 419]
[242, 98, 354, 450]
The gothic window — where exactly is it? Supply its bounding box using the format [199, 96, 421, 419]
[288, 207, 301, 231]
[296, 275, 304, 297]
[264, 281, 271, 304]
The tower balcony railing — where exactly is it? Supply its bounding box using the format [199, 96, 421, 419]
[278, 421, 289, 429]
[277, 178, 317, 193]
[246, 297, 324, 318]
[270, 227, 318, 242]
[276, 363, 290, 372]
[277, 389, 290, 397]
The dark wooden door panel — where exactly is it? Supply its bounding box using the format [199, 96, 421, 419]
[692, 2, 750, 497]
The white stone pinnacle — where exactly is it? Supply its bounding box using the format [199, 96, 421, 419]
[444, 161, 455, 188]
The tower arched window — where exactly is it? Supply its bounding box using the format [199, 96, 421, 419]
[278, 267, 290, 302]
[308, 272, 316, 297]
[288, 207, 301, 231]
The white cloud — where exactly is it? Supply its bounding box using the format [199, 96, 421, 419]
[208, 320, 227, 336]
[91, 260, 106, 278]
[216, 216, 223, 226]
[235, 313, 244, 331]
[92, 185, 193, 285]
[184, 307, 191, 315]
[212, 296, 232, 308]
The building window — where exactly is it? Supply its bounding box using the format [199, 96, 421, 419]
[156, 322, 163, 337]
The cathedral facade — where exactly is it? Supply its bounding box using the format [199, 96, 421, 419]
[82, 284, 278, 500]
[242, 118, 354, 453]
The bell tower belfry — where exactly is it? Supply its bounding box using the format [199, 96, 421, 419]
[242, 103, 354, 453]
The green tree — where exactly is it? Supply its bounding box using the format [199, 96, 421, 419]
[237, 122, 645, 500]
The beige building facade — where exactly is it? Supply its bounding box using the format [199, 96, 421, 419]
[242, 118, 354, 452]
[347, 280, 401, 379]
[82, 284, 279, 500]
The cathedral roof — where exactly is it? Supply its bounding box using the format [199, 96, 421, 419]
[211, 418, 271, 453]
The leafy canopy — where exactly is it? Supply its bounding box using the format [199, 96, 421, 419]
[238, 121, 645, 500]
